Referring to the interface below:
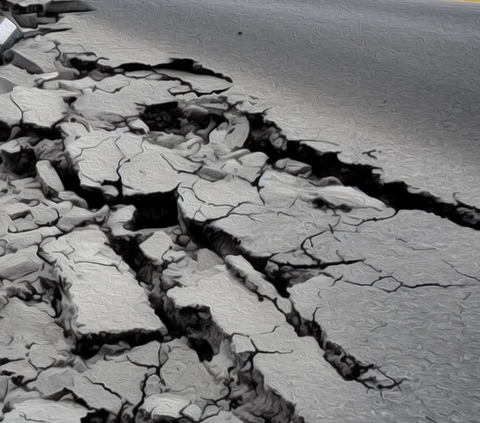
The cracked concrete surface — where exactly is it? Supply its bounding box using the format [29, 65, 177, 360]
[0, 1, 479, 423]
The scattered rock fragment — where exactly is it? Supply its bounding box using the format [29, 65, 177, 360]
[139, 231, 176, 267]
[273, 157, 311, 176]
[36, 159, 65, 196]
[0, 245, 44, 279]
[137, 393, 191, 423]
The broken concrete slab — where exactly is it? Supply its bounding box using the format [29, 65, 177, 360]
[160, 254, 289, 355]
[139, 231, 176, 267]
[1, 398, 90, 423]
[305, 210, 480, 290]
[158, 338, 228, 402]
[83, 343, 161, 408]
[39, 227, 167, 349]
[119, 142, 199, 197]
[0, 63, 42, 87]
[225, 254, 292, 315]
[27, 366, 124, 414]
[71, 76, 180, 127]
[288, 273, 480, 423]
[56, 204, 109, 232]
[178, 176, 263, 225]
[0, 245, 45, 279]
[11, 86, 70, 128]
[3, 36, 58, 74]
[36, 159, 65, 196]
[0, 298, 71, 363]
[137, 393, 191, 423]
[62, 124, 143, 196]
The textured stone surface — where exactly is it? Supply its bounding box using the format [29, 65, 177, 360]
[2, 398, 90, 423]
[40, 227, 166, 338]
[1, 3, 479, 422]
[36, 160, 65, 196]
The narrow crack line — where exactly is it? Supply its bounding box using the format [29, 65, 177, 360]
[402, 282, 468, 290]
[83, 376, 123, 400]
[441, 259, 480, 284]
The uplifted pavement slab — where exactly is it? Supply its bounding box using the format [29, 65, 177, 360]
[304, 209, 480, 290]
[1, 398, 90, 423]
[39, 226, 166, 353]
[289, 274, 480, 423]
[157, 337, 229, 403]
[0, 297, 71, 364]
[157, 253, 416, 423]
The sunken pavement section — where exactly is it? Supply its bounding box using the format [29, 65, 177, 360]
[0, 1, 479, 423]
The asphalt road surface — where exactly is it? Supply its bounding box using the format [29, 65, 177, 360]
[86, 0, 480, 205]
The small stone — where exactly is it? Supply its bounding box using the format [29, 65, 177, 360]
[139, 231, 175, 267]
[100, 184, 120, 200]
[273, 158, 311, 176]
[11, 87, 70, 128]
[177, 234, 190, 246]
[36, 160, 65, 197]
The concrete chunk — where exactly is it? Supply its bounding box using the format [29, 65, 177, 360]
[40, 227, 166, 341]
[0, 246, 44, 280]
[36, 160, 65, 196]
[2, 398, 89, 423]
[139, 231, 175, 267]
[137, 394, 191, 423]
